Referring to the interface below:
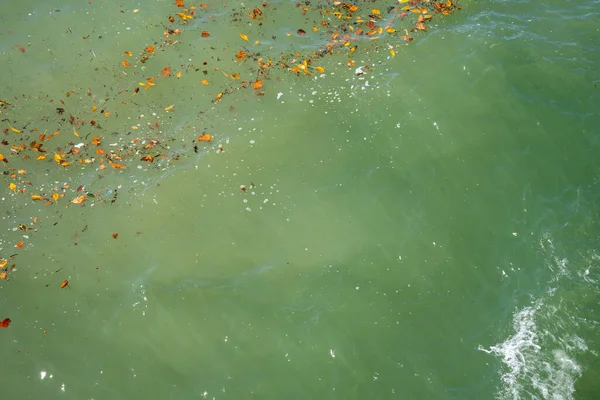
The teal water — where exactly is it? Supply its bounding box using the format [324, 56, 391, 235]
[1, 0, 599, 398]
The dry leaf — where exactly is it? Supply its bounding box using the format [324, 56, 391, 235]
[197, 133, 212, 142]
[16, 241, 24, 248]
[240, 33, 249, 41]
[122, 60, 131, 68]
[201, 31, 210, 37]
[253, 80, 263, 90]
[315, 66, 325, 73]
[201, 80, 209, 85]
[0, 318, 10, 328]
[112, 233, 119, 239]
[60, 279, 69, 289]
[71, 195, 88, 204]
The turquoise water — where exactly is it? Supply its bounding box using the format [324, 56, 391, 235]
[1, 0, 599, 398]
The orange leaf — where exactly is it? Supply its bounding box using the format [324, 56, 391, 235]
[112, 233, 119, 239]
[175, 0, 184, 6]
[71, 195, 88, 204]
[0, 318, 10, 328]
[253, 80, 263, 90]
[111, 163, 126, 169]
[31, 195, 46, 201]
[201, 80, 209, 85]
[16, 241, 24, 248]
[147, 45, 155, 53]
[92, 137, 101, 146]
[0, 271, 6, 280]
[315, 66, 325, 73]
[60, 279, 69, 289]
[197, 133, 212, 142]
[201, 31, 210, 37]
[122, 60, 131, 68]
[161, 66, 171, 76]
[235, 50, 246, 60]
[141, 155, 154, 162]
[124, 51, 133, 56]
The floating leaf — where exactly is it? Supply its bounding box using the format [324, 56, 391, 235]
[297, 29, 306, 35]
[201, 31, 210, 37]
[31, 195, 46, 201]
[372, 8, 381, 15]
[235, 50, 246, 60]
[121, 60, 131, 68]
[147, 45, 155, 53]
[161, 66, 171, 76]
[0, 153, 7, 163]
[16, 241, 24, 248]
[253, 80, 263, 90]
[92, 137, 101, 146]
[73, 127, 79, 137]
[215, 92, 223, 102]
[60, 279, 69, 289]
[37, 154, 47, 160]
[315, 66, 325, 73]
[124, 51, 133, 56]
[0, 271, 6, 280]
[240, 33, 249, 41]
[390, 49, 395, 57]
[71, 195, 88, 204]
[164, 104, 174, 111]
[112, 233, 119, 239]
[9, 183, 16, 191]
[141, 155, 154, 162]
[201, 80, 209, 85]
[0, 318, 10, 328]
[197, 133, 212, 142]
[8, 123, 20, 133]
[53, 153, 62, 163]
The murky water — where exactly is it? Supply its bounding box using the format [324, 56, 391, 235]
[1, 0, 600, 398]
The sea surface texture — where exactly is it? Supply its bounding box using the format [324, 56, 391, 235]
[0, 0, 599, 399]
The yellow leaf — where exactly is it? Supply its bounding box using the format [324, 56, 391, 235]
[215, 92, 223, 102]
[71, 195, 87, 204]
[53, 153, 62, 163]
[254, 40, 260, 45]
[386, 27, 396, 33]
[37, 154, 48, 160]
[165, 104, 174, 111]
[390, 49, 395, 57]
[176, 72, 182, 78]
[52, 193, 59, 201]
[9, 183, 16, 191]
[73, 128, 79, 137]
[124, 51, 133, 56]
[372, 8, 381, 15]
[31, 195, 46, 201]
[201, 80, 209, 85]
[315, 66, 325, 73]
[8, 124, 20, 133]
[240, 33, 249, 41]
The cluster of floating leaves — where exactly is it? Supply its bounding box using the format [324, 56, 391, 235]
[0, 0, 459, 327]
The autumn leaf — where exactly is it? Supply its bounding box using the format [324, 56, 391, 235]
[161, 66, 171, 76]
[112, 233, 119, 239]
[297, 29, 306, 35]
[201, 80, 209, 85]
[0, 271, 6, 280]
[201, 31, 210, 37]
[37, 154, 47, 160]
[7, 123, 21, 133]
[164, 104, 174, 111]
[231, 73, 240, 79]
[315, 66, 325, 73]
[92, 137, 101, 146]
[215, 92, 223, 102]
[111, 163, 126, 169]
[372, 8, 381, 15]
[141, 155, 154, 162]
[0, 153, 7, 163]
[235, 50, 246, 60]
[124, 51, 133, 56]
[415, 22, 427, 31]
[52, 193, 59, 201]
[60, 279, 69, 289]
[240, 33, 249, 41]
[71, 195, 88, 204]
[9, 183, 16, 191]
[31, 195, 47, 201]
[73, 127, 79, 137]
[147, 45, 155, 53]
[175, 0, 184, 6]
[0, 318, 10, 328]
[15, 241, 24, 248]
[253, 80, 263, 90]
[197, 133, 212, 142]
[122, 60, 131, 68]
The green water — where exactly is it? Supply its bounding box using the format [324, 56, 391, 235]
[1, 0, 599, 398]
